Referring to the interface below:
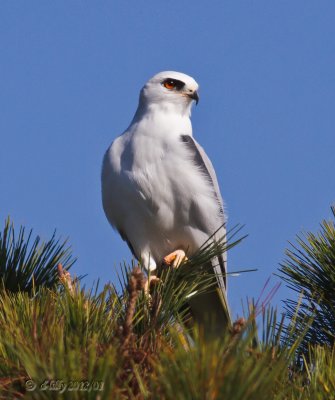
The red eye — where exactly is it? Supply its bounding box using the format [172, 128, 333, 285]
[164, 81, 175, 90]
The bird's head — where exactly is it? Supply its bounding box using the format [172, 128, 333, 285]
[139, 71, 199, 116]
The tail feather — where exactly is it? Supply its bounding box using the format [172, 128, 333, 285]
[187, 255, 231, 340]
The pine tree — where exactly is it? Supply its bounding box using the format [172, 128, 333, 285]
[0, 214, 334, 399]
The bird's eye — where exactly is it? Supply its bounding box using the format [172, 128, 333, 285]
[162, 78, 185, 91]
[163, 79, 176, 90]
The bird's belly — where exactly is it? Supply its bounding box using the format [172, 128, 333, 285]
[129, 158, 217, 258]
[106, 133, 223, 266]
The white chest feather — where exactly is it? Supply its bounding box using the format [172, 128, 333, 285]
[102, 108, 222, 266]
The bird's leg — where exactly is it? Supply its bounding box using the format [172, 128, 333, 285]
[144, 274, 160, 295]
[163, 249, 188, 269]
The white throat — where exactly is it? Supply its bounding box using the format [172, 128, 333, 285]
[131, 99, 193, 138]
[137, 89, 194, 117]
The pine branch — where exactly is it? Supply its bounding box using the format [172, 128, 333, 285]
[0, 217, 76, 293]
[279, 205, 335, 353]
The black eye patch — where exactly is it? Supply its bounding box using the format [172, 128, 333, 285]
[162, 78, 186, 91]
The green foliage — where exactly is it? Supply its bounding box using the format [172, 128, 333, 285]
[151, 313, 289, 400]
[0, 217, 75, 293]
[0, 216, 334, 399]
[279, 205, 335, 353]
[295, 346, 335, 400]
[0, 286, 118, 399]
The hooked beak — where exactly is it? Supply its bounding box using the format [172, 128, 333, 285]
[187, 90, 199, 105]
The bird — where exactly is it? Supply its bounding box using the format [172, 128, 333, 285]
[101, 71, 231, 336]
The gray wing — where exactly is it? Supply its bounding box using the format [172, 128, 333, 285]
[180, 135, 224, 218]
[180, 134, 231, 334]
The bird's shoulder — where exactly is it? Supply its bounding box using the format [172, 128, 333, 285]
[102, 131, 132, 174]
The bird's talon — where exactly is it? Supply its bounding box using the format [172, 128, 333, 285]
[163, 250, 188, 269]
[144, 275, 160, 295]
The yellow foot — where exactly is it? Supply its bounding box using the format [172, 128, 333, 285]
[144, 275, 160, 295]
[163, 249, 188, 269]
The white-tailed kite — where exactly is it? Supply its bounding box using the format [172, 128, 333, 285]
[102, 71, 230, 335]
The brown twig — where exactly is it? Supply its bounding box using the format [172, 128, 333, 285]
[121, 267, 145, 355]
[231, 317, 247, 336]
[57, 263, 75, 295]
[117, 267, 150, 397]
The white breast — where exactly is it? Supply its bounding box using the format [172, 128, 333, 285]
[102, 110, 220, 269]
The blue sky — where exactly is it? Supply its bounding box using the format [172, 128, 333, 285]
[1, 1, 334, 317]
